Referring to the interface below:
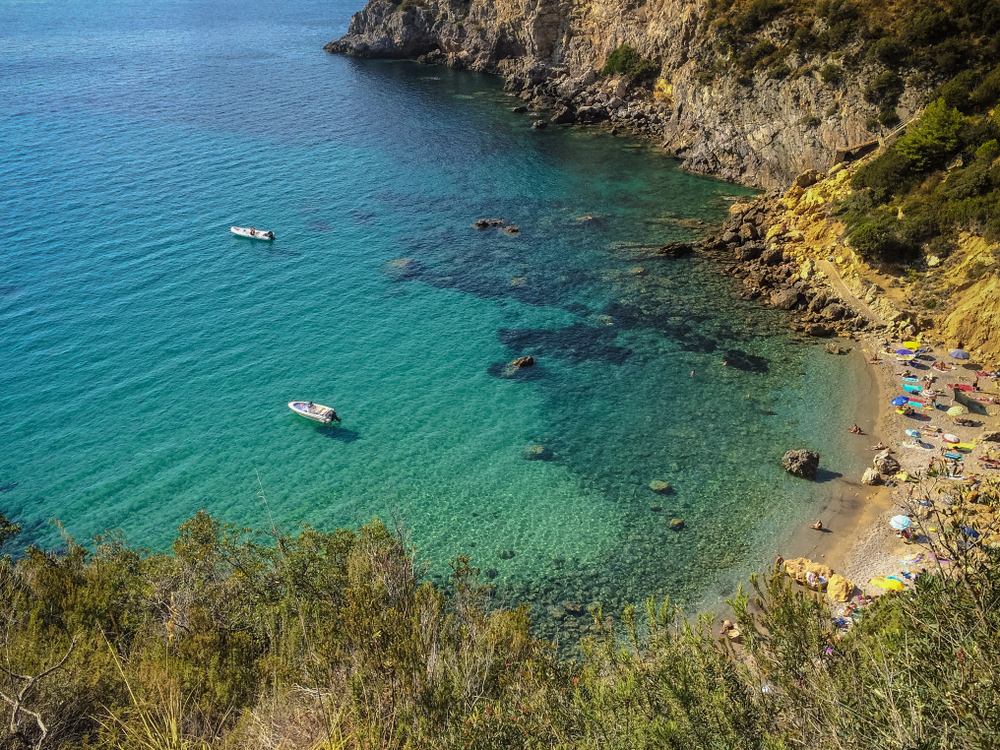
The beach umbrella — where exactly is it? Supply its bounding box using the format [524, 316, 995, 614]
[896, 348, 915, 356]
[890, 515, 912, 530]
[943, 433, 960, 443]
[905, 428, 920, 437]
[871, 576, 905, 592]
[947, 405, 965, 416]
[891, 396, 909, 406]
[950, 349, 970, 359]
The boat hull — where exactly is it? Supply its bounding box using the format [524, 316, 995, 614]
[288, 401, 339, 424]
[231, 226, 274, 240]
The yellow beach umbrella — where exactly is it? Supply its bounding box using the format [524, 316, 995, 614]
[947, 405, 965, 416]
[871, 576, 905, 592]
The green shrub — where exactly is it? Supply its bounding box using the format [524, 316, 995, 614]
[895, 97, 964, 171]
[601, 44, 659, 80]
[970, 64, 1000, 108]
[878, 107, 900, 127]
[819, 62, 843, 83]
[933, 69, 977, 112]
[851, 149, 916, 201]
[904, 8, 953, 45]
[976, 139, 1000, 161]
[922, 297, 937, 309]
[802, 114, 821, 128]
[768, 63, 791, 79]
[867, 36, 907, 66]
[941, 161, 991, 200]
[734, 0, 784, 33]
[864, 70, 904, 104]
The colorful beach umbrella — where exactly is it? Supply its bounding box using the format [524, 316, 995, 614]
[896, 348, 915, 356]
[871, 576, 905, 592]
[891, 396, 909, 406]
[950, 349, 970, 359]
[905, 429, 920, 437]
[947, 405, 965, 416]
[890, 515, 912, 530]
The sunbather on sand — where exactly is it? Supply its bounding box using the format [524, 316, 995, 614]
[868, 441, 888, 450]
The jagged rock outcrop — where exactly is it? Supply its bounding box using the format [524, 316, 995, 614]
[873, 450, 901, 475]
[782, 449, 819, 480]
[326, 0, 926, 189]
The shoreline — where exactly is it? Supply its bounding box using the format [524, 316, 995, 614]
[775, 332, 998, 599]
[774, 342, 889, 574]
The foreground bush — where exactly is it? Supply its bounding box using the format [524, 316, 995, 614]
[1, 477, 999, 749]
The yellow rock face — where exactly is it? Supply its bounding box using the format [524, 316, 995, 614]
[783, 557, 834, 589]
[759, 159, 1000, 360]
[827, 573, 855, 602]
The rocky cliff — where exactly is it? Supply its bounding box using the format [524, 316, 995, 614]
[325, 0, 923, 190]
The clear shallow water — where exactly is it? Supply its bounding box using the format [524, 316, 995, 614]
[1, 0, 867, 636]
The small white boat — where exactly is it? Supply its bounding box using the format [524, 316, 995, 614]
[288, 401, 341, 424]
[231, 226, 275, 240]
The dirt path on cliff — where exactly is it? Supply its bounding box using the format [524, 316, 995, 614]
[818, 259, 888, 328]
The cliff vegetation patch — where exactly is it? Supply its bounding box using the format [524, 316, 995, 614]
[601, 44, 659, 81]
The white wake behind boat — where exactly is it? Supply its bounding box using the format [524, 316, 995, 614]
[231, 226, 275, 240]
[289, 401, 341, 424]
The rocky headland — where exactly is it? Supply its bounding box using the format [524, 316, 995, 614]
[325, 0, 924, 189]
[326, 0, 1000, 358]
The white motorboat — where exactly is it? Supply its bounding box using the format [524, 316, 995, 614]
[288, 401, 341, 424]
[231, 226, 275, 240]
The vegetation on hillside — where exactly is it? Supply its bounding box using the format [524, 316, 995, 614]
[2, 475, 1000, 749]
[700, 0, 1000, 87]
[601, 45, 659, 81]
[835, 96, 1000, 265]
[689, 1, 1000, 271]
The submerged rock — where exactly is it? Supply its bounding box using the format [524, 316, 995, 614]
[669, 518, 685, 531]
[522, 445, 553, 461]
[649, 480, 672, 494]
[474, 218, 505, 229]
[782, 449, 819, 480]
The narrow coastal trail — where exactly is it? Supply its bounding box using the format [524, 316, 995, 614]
[817, 259, 888, 328]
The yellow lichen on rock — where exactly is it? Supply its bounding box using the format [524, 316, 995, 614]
[827, 573, 855, 602]
[783, 557, 834, 589]
[654, 77, 672, 104]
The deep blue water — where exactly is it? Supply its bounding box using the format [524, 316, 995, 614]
[1, 0, 867, 635]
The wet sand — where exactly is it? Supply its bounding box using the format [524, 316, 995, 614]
[775, 341, 893, 573]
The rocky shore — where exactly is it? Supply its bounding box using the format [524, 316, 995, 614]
[324, 0, 924, 190]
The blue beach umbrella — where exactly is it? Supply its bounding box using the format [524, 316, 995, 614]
[950, 349, 970, 359]
[905, 429, 920, 437]
[891, 396, 909, 406]
[890, 515, 912, 530]
[896, 348, 914, 356]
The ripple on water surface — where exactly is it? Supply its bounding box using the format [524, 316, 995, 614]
[0, 0, 869, 641]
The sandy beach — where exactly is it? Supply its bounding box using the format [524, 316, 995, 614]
[779, 334, 999, 599]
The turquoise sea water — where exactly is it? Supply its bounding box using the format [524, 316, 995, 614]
[1, 0, 867, 635]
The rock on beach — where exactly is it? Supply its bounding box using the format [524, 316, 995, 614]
[782, 449, 819, 479]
